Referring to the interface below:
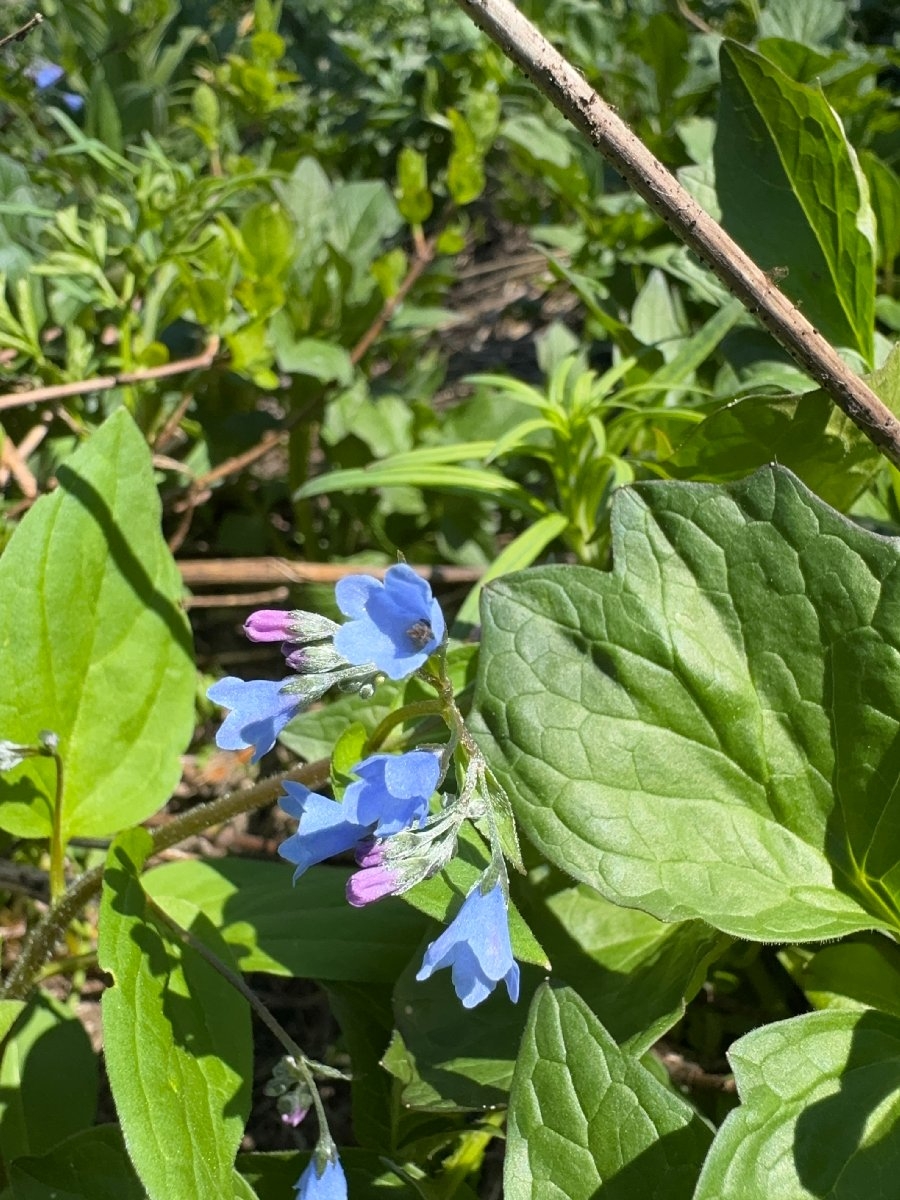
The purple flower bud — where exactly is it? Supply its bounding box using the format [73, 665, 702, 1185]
[347, 864, 402, 907]
[244, 609, 340, 645]
[354, 839, 384, 868]
[281, 1103, 309, 1128]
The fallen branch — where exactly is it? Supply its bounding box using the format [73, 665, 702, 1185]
[453, 0, 900, 467]
[177, 557, 483, 589]
[0, 338, 221, 414]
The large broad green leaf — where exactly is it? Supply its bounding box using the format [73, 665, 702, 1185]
[0, 409, 194, 840]
[520, 875, 729, 1053]
[715, 41, 876, 363]
[0, 994, 97, 1165]
[144, 858, 428, 983]
[472, 465, 900, 943]
[693, 1009, 900, 1199]
[99, 831, 252, 1200]
[505, 986, 712, 1199]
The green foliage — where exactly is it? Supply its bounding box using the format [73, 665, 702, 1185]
[0, 0, 899, 1197]
[505, 986, 713, 1199]
[98, 830, 252, 1200]
[473, 465, 900, 942]
[0, 409, 194, 840]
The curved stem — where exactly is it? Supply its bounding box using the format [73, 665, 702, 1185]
[1, 756, 330, 1001]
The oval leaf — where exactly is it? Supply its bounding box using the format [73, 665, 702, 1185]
[99, 830, 252, 1200]
[0, 409, 194, 840]
[505, 985, 712, 1199]
[473, 465, 900, 942]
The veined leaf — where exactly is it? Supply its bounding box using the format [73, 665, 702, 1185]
[694, 1010, 900, 1199]
[473, 465, 900, 942]
[505, 986, 712, 1199]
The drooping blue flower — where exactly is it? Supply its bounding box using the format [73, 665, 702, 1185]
[345, 750, 440, 837]
[294, 1154, 347, 1200]
[416, 882, 520, 1009]
[207, 677, 302, 762]
[278, 784, 369, 879]
[333, 563, 445, 680]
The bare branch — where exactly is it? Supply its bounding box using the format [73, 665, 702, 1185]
[0, 12, 43, 52]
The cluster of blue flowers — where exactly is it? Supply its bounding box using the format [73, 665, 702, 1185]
[207, 564, 520, 1200]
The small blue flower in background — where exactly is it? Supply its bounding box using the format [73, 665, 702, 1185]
[294, 1154, 347, 1200]
[345, 750, 439, 836]
[279, 785, 368, 879]
[26, 59, 84, 112]
[206, 677, 304, 762]
[416, 882, 520, 1009]
[334, 563, 445, 680]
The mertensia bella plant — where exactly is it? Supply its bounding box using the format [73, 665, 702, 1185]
[208, 564, 521, 1196]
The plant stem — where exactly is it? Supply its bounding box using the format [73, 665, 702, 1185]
[48, 752, 66, 902]
[452, 0, 900, 466]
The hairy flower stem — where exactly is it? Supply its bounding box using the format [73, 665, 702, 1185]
[1, 757, 329, 1001]
[146, 896, 349, 1117]
[48, 750, 65, 901]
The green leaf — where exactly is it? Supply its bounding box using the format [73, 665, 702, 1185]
[781, 934, 900, 1019]
[396, 147, 433, 225]
[455, 513, 570, 628]
[715, 41, 876, 363]
[271, 328, 353, 384]
[99, 830, 252, 1200]
[295, 464, 540, 517]
[8, 1127, 147, 1200]
[144, 858, 429, 983]
[382, 956, 543, 1112]
[0, 409, 194, 840]
[520, 876, 729, 1052]
[860, 151, 900, 272]
[240, 201, 294, 278]
[0, 994, 97, 1164]
[505, 986, 712, 1199]
[0, 1001, 24, 1044]
[447, 110, 485, 206]
[663, 390, 879, 510]
[328, 181, 402, 268]
[694, 1010, 900, 1199]
[472, 465, 900, 942]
